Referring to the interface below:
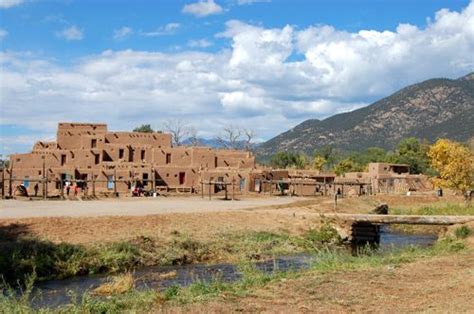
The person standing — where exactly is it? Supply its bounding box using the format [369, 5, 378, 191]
[34, 183, 39, 197]
[66, 181, 70, 196]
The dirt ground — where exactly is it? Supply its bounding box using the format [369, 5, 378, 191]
[165, 250, 474, 313]
[0, 194, 464, 244]
[1, 194, 472, 312]
[0, 196, 299, 219]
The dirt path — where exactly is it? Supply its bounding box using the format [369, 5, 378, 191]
[167, 251, 474, 313]
[0, 196, 300, 219]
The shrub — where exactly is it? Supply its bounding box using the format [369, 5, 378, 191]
[454, 226, 471, 239]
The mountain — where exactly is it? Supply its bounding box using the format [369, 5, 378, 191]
[182, 137, 227, 148]
[257, 73, 474, 158]
[182, 137, 258, 150]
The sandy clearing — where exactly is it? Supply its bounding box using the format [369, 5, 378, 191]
[0, 196, 302, 219]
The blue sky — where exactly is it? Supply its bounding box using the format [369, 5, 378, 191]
[1, 0, 473, 155]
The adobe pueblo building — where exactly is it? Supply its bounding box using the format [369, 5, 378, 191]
[7, 123, 255, 197]
[3, 122, 432, 199]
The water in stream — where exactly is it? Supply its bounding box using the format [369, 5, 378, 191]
[29, 229, 437, 309]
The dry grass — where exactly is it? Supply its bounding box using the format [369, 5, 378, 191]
[158, 270, 177, 280]
[92, 273, 134, 296]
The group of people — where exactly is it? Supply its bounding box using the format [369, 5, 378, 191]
[64, 180, 83, 196]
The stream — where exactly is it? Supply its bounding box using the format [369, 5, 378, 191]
[28, 228, 437, 309]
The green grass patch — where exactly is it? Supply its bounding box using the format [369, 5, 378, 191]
[454, 226, 472, 239]
[391, 203, 474, 216]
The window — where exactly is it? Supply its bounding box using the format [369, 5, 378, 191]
[61, 154, 67, 166]
[179, 172, 186, 185]
[91, 139, 97, 148]
[214, 157, 218, 168]
[107, 175, 114, 190]
[94, 154, 100, 165]
[102, 151, 113, 162]
[119, 149, 124, 159]
[141, 150, 145, 160]
[166, 153, 171, 164]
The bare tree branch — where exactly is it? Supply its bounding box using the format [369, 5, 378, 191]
[188, 126, 200, 146]
[216, 126, 242, 149]
[243, 128, 256, 151]
[163, 119, 189, 146]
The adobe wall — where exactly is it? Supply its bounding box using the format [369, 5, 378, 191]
[105, 132, 172, 147]
[57, 123, 107, 150]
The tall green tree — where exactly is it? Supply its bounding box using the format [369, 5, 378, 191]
[333, 158, 358, 175]
[392, 137, 430, 174]
[313, 145, 342, 170]
[270, 152, 308, 169]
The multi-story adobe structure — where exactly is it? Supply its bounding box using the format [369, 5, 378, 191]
[7, 123, 255, 196]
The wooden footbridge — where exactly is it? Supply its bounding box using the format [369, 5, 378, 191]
[321, 213, 474, 225]
[320, 213, 474, 245]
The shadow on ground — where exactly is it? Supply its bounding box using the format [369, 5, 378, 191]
[0, 223, 85, 285]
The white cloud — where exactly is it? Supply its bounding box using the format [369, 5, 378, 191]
[113, 26, 133, 40]
[141, 23, 180, 36]
[188, 38, 213, 48]
[56, 26, 83, 41]
[1, 2, 474, 153]
[182, 0, 223, 17]
[0, 28, 7, 40]
[0, 0, 24, 9]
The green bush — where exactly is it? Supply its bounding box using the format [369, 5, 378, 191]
[303, 225, 342, 249]
[454, 226, 471, 239]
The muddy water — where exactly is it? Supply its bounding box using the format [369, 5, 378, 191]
[30, 229, 437, 309]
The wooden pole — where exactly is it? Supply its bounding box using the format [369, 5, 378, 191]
[224, 179, 228, 200]
[42, 157, 46, 200]
[8, 160, 13, 198]
[92, 173, 96, 197]
[151, 168, 155, 193]
[113, 168, 117, 197]
[45, 168, 49, 199]
[201, 181, 204, 199]
[208, 181, 211, 200]
[1, 167, 4, 199]
[232, 177, 235, 201]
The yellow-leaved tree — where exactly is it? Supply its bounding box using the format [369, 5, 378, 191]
[312, 156, 327, 171]
[428, 139, 474, 193]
